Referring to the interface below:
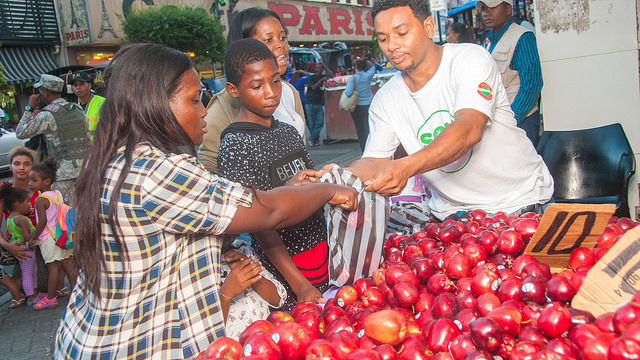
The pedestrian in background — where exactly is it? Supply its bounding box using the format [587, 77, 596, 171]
[446, 22, 476, 43]
[305, 61, 334, 147]
[287, 67, 309, 126]
[70, 71, 105, 140]
[478, 0, 543, 147]
[344, 58, 378, 151]
[0, 107, 6, 129]
[16, 74, 91, 206]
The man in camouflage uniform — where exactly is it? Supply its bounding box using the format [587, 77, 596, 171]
[17, 74, 91, 206]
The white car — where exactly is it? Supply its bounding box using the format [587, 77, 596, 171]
[0, 129, 28, 174]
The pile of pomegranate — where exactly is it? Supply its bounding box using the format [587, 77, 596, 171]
[198, 210, 640, 360]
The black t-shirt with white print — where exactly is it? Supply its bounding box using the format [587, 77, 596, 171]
[218, 119, 330, 311]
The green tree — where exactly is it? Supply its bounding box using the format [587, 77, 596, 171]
[121, 5, 225, 63]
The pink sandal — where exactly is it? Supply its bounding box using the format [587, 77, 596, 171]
[33, 296, 57, 310]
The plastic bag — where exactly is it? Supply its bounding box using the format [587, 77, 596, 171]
[321, 166, 389, 286]
[386, 175, 432, 235]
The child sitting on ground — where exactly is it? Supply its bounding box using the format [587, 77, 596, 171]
[0, 183, 36, 307]
[28, 159, 77, 310]
[218, 39, 331, 311]
[220, 236, 286, 339]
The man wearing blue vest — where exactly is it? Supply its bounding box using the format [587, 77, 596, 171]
[477, 0, 543, 147]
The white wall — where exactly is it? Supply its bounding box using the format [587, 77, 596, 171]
[535, 0, 640, 219]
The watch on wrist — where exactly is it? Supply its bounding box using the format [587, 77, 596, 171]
[25, 105, 33, 112]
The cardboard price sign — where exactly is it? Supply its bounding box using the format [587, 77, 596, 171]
[523, 203, 615, 268]
[572, 226, 640, 317]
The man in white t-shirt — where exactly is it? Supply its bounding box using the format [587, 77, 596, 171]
[347, 0, 553, 220]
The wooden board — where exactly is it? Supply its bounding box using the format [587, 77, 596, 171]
[523, 203, 615, 268]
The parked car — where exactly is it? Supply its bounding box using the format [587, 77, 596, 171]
[0, 129, 28, 175]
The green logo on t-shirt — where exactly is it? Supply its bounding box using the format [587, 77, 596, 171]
[417, 110, 472, 173]
[417, 110, 454, 145]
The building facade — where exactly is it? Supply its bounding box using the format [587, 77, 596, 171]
[1, 0, 375, 122]
[0, 0, 61, 125]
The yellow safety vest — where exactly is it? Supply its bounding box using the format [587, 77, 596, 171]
[85, 95, 105, 141]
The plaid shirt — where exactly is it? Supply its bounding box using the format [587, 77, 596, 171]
[55, 143, 252, 359]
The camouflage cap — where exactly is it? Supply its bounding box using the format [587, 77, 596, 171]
[33, 74, 64, 93]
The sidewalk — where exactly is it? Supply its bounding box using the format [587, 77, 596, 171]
[0, 136, 362, 359]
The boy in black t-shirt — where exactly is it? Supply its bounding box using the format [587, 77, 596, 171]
[218, 39, 330, 311]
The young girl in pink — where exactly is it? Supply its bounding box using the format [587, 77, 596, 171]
[28, 159, 77, 310]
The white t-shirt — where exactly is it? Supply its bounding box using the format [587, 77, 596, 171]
[363, 43, 553, 219]
[273, 83, 306, 138]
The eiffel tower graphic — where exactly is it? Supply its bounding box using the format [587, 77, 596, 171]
[68, 0, 80, 28]
[98, 0, 118, 38]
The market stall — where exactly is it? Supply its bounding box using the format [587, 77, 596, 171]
[196, 204, 640, 360]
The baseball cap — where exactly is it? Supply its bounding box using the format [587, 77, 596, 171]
[476, 0, 513, 9]
[33, 74, 64, 93]
[70, 71, 91, 83]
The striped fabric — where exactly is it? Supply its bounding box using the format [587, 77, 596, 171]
[0, 47, 58, 84]
[387, 202, 433, 235]
[487, 19, 543, 122]
[322, 167, 389, 286]
[54, 143, 253, 360]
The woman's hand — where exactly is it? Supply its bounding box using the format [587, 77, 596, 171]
[2, 241, 31, 261]
[327, 185, 358, 210]
[294, 282, 326, 304]
[220, 257, 264, 299]
[286, 169, 324, 187]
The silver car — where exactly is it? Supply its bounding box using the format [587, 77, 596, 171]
[0, 129, 28, 175]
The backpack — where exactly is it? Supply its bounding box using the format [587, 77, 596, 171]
[46, 102, 91, 163]
[39, 191, 76, 249]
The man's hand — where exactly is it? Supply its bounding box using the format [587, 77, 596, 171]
[28, 94, 42, 108]
[363, 158, 413, 196]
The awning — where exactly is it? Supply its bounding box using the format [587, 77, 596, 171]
[448, 1, 477, 17]
[0, 47, 58, 85]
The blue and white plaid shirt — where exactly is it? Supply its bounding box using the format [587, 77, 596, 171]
[55, 143, 252, 359]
